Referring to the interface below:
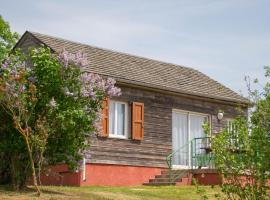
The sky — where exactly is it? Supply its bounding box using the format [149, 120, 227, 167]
[1, 0, 269, 96]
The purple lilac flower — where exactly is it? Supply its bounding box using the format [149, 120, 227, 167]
[58, 49, 88, 68]
[58, 49, 121, 99]
[89, 90, 96, 100]
[1, 61, 8, 69]
[28, 76, 36, 83]
[107, 87, 121, 96]
[80, 72, 121, 99]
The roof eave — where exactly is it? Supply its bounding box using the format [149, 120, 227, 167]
[115, 78, 250, 107]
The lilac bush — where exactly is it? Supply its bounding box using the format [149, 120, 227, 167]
[0, 47, 120, 194]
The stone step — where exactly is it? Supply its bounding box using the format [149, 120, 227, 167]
[161, 170, 190, 175]
[155, 174, 183, 179]
[149, 177, 182, 183]
[143, 169, 191, 186]
[143, 182, 176, 186]
[156, 172, 189, 178]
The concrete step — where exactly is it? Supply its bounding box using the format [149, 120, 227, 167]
[143, 182, 176, 186]
[149, 177, 182, 183]
[161, 170, 190, 175]
[143, 169, 191, 186]
[155, 172, 188, 179]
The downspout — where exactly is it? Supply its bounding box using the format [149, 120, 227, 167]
[82, 157, 86, 181]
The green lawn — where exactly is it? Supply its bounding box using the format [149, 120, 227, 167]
[0, 185, 221, 200]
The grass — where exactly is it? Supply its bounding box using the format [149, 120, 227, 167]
[0, 185, 221, 200]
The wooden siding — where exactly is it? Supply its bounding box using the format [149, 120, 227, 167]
[86, 86, 246, 168]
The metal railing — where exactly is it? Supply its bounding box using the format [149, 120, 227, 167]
[166, 136, 215, 170]
[166, 140, 192, 182]
[190, 137, 215, 169]
[166, 140, 191, 169]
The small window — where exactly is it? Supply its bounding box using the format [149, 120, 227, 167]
[109, 101, 128, 139]
[227, 119, 239, 148]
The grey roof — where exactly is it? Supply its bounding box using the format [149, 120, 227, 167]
[18, 31, 249, 104]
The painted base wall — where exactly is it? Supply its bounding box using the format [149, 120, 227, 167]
[40, 163, 164, 186]
[41, 164, 81, 186]
[39, 165, 270, 187]
[81, 164, 164, 186]
[193, 173, 221, 185]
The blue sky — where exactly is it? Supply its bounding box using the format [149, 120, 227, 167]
[1, 0, 269, 96]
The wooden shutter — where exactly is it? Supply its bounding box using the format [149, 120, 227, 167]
[132, 102, 144, 140]
[100, 98, 109, 137]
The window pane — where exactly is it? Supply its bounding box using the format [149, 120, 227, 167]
[116, 103, 125, 136]
[190, 115, 206, 139]
[190, 115, 207, 156]
[109, 102, 115, 135]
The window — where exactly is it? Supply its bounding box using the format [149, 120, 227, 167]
[109, 101, 128, 138]
[227, 119, 239, 148]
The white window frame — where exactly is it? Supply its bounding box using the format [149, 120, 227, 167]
[172, 109, 211, 137]
[109, 100, 129, 139]
[227, 118, 239, 148]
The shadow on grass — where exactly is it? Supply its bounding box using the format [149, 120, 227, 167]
[0, 184, 68, 196]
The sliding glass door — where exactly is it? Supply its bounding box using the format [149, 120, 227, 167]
[172, 110, 208, 168]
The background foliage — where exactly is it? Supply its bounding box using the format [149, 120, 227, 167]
[212, 69, 270, 200]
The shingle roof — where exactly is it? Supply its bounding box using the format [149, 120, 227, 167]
[21, 31, 249, 104]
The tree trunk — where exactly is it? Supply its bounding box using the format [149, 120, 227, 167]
[10, 156, 19, 191]
[24, 136, 41, 196]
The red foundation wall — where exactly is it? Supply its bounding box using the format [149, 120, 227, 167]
[81, 163, 164, 186]
[40, 164, 81, 186]
[40, 163, 164, 186]
[193, 173, 221, 185]
[39, 164, 270, 187]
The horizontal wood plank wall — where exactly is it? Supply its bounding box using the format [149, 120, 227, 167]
[18, 36, 247, 168]
[86, 86, 246, 168]
[16, 33, 41, 52]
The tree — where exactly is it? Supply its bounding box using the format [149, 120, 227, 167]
[0, 15, 27, 190]
[0, 47, 120, 195]
[0, 15, 19, 63]
[212, 68, 270, 200]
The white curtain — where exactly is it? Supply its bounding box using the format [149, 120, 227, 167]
[116, 103, 125, 136]
[109, 102, 125, 136]
[190, 115, 205, 140]
[109, 102, 115, 134]
[190, 115, 206, 158]
[172, 112, 188, 166]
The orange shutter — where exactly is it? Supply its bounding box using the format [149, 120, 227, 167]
[132, 102, 144, 140]
[100, 98, 109, 137]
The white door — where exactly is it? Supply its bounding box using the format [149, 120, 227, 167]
[172, 110, 208, 168]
